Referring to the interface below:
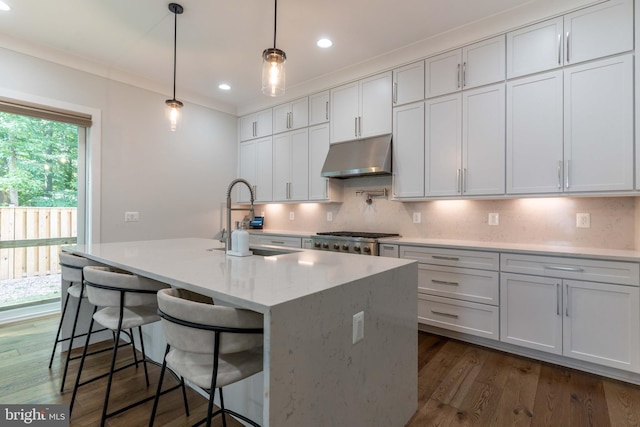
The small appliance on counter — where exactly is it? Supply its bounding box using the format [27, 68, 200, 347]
[249, 216, 264, 229]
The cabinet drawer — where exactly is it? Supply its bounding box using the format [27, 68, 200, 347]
[400, 246, 499, 270]
[501, 253, 639, 286]
[419, 264, 499, 305]
[418, 294, 499, 340]
[249, 235, 302, 248]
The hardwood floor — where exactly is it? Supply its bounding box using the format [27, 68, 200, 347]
[3, 315, 640, 426]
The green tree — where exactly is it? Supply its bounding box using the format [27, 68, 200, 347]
[0, 112, 78, 207]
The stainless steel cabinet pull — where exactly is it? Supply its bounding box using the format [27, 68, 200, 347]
[358, 116, 362, 136]
[432, 255, 459, 261]
[463, 168, 467, 193]
[393, 82, 398, 104]
[253, 121, 257, 137]
[557, 34, 562, 65]
[457, 64, 461, 89]
[544, 265, 584, 272]
[355, 117, 358, 137]
[566, 31, 570, 63]
[462, 62, 467, 87]
[289, 111, 293, 128]
[565, 284, 569, 317]
[557, 160, 562, 189]
[325, 102, 329, 120]
[431, 310, 459, 319]
[565, 160, 570, 189]
[431, 280, 459, 286]
[456, 168, 461, 193]
[382, 245, 395, 250]
[325, 180, 329, 198]
[271, 240, 285, 245]
[556, 283, 560, 315]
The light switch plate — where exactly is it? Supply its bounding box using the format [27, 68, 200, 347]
[289, 211, 294, 221]
[327, 212, 333, 222]
[413, 212, 421, 224]
[488, 213, 499, 226]
[124, 212, 139, 222]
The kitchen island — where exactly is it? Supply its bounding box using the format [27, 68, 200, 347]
[65, 238, 418, 427]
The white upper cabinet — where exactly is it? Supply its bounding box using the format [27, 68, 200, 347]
[462, 84, 506, 196]
[425, 35, 505, 98]
[564, 54, 633, 193]
[238, 137, 272, 203]
[392, 102, 425, 199]
[564, 0, 633, 66]
[330, 72, 392, 143]
[273, 128, 309, 202]
[393, 61, 425, 106]
[425, 94, 462, 197]
[239, 108, 273, 141]
[273, 97, 309, 134]
[506, 70, 563, 194]
[507, 17, 564, 78]
[507, 0, 633, 79]
[309, 91, 330, 126]
[308, 123, 341, 201]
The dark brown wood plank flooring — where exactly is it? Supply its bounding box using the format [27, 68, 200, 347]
[3, 314, 640, 426]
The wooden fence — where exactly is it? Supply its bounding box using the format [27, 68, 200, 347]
[0, 207, 77, 280]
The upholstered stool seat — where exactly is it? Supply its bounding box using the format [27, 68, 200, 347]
[149, 287, 264, 427]
[70, 266, 186, 427]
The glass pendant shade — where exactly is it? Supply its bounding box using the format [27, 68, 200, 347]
[262, 48, 286, 97]
[165, 99, 183, 132]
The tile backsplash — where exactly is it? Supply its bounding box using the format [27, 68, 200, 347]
[256, 177, 638, 250]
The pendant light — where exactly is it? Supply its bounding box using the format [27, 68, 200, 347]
[166, 3, 183, 131]
[261, 0, 286, 97]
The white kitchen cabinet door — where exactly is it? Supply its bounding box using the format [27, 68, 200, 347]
[563, 280, 640, 373]
[330, 81, 359, 143]
[506, 70, 563, 195]
[239, 108, 273, 141]
[425, 49, 462, 98]
[425, 94, 461, 197]
[308, 124, 330, 200]
[500, 273, 563, 355]
[393, 61, 424, 106]
[273, 129, 308, 201]
[239, 137, 273, 203]
[273, 98, 309, 134]
[289, 128, 309, 201]
[564, 0, 633, 66]
[309, 91, 330, 126]
[238, 140, 256, 202]
[392, 102, 424, 198]
[507, 17, 563, 78]
[462, 35, 506, 89]
[255, 137, 273, 203]
[564, 55, 633, 192]
[462, 84, 505, 196]
[359, 71, 392, 139]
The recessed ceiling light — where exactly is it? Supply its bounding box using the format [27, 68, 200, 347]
[317, 38, 333, 48]
[218, 83, 231, 91]
[0, 1, 11, 11]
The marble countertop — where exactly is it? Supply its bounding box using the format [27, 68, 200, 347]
[65, 238, 414, 313]
[379, 237, 640, 262]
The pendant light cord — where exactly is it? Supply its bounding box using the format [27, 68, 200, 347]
[273, 0, 277, 49]
[172, 9, 178, 100]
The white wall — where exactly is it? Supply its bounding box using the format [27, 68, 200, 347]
[0, 47, 237, 243]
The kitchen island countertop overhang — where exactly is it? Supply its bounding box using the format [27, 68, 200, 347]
[64, 238, 418, 427]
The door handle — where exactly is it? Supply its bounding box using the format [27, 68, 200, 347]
[566, 31, 570, 63]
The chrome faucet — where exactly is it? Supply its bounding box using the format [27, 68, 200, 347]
[225, 178, 255, 252]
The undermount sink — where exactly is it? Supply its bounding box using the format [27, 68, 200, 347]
[207, 246, 300, 257]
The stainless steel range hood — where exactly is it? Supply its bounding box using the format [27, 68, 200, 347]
[321, 134, 392, 179]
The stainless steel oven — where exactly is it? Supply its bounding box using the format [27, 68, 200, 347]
[310, 232, 400, 256]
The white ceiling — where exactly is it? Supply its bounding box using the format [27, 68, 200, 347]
[0, 0, 539, 112]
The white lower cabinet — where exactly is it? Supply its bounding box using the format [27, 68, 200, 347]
[501, 254, 640, 373]
[400, 246, 500, 340]
[249, 234, 302, 248]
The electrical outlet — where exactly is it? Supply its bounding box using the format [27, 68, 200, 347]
[488, 213, 499, 226]
[413, 212, 421, 224]
[124, 212, 139, 222]
[352, 311, 364, 344]
[289, 211, 295, 221]
[576, 213, 591, 228]
[327, 212, 333, 222]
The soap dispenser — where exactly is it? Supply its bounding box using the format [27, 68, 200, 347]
[236, 221, 250, 254]
[231, 221, 240, 252]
